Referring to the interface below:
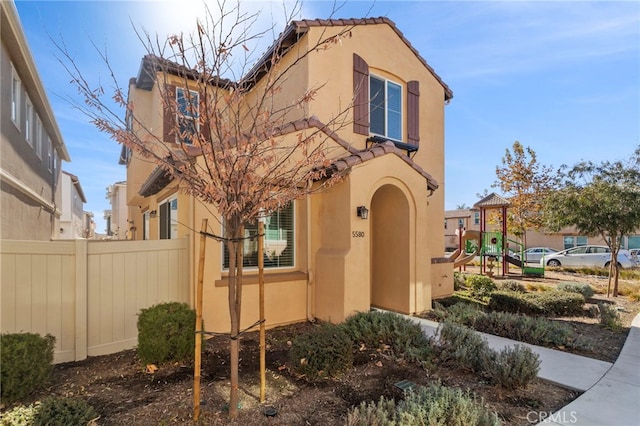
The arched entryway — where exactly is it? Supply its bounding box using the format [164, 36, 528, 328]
[370, 184, 410, 313]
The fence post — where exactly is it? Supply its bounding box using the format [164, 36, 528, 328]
[75, 239, 88, 361]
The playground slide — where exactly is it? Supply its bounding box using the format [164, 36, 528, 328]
[454, 230, 480, 268]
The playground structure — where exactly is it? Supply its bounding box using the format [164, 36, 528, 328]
[454, 193, 545, 278]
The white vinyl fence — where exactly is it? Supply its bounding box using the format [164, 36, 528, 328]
[1, 238, 190, 363]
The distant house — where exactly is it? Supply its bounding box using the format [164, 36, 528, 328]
[445, 202, 640, 253]
[121, 18, 454, 330]
[58, 171, 87, 239]
[1, 0, 70, 240]
[104, 181, 128, 239]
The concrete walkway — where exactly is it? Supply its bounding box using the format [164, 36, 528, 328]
[410, 314, 640, 426]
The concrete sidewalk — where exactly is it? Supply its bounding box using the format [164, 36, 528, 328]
[410, 314, 640, 425]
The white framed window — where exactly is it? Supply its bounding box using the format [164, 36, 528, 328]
[159, 196, 178, 239]
[11, 64, 21, 128]
[142, 211, 150, 240]
[47, 137, 53, 171]
[563, 236, 588, 250]
[370, 75, 402, 140]
[25, 96, 33, 146]
[474, 212, 480, 225]
[223, 202, 295, 270]
[35, 115, 43, 158]
[176, 87, 199, 144]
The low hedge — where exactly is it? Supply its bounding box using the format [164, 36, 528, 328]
[488, 290, 585, 316]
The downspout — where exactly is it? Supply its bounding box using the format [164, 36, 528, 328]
[306, 195, 315, 322]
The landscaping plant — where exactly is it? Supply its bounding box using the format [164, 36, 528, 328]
[0, 333, 55, 404]
[32, 397, 98, 426]
[137, 302, 197, 365]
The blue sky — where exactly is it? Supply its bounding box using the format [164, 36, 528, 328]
[14, 1, 640, 233]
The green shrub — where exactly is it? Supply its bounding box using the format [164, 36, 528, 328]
[345, 396, 396, 425]
[489, 290, 585, 316]
[598, 303, 622, 330]
[466, 275, 497, 298]
[32, 397, 98, 426]
[345, 382, 502, 426]
[342, 311, 433, 366]
[453, 272, 466, 291]
[440, 302, 484, 327]
[288, 322, 353, 381]
[482, 345, 540, 390]
[137, 302, 197, 365]
[0, 403, 39, 426]
[0, 333, 55, 404]
[397, 382, 502, 425]
[437, 322, 489, 372]
[557, 282, 594, 299]
[497, 280, 526, 292]
[473, 311, 574, 348]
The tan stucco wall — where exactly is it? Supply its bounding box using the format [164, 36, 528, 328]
[123, 20, 454, 330]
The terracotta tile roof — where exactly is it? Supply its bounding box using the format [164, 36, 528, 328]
[243, 18, 452, 100]
[474, 192, 511, 208]
[329, 141, 439, 191]
[137, 117, 438, 196]
[290, 18, 452, 100]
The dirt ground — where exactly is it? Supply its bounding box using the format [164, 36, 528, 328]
[6, 269, 639, 426]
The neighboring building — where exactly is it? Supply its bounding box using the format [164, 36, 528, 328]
[1, 0, 70, 240]
[58, 171, 87, 239]
[83, 211, 96, 239]
[104, 181, 128, 239]
[121, 18, 454, 331]
[444, 209, 480, 251]
[445, 205, 640, 253]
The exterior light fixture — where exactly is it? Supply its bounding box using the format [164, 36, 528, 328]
[149, 210, 157, 218]
[357, 206, 369, 219]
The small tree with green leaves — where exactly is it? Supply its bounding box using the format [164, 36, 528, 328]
[544, 147, 640, 296]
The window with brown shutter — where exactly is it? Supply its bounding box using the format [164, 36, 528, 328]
[353, 53, 369, 135]
[163, 84, 176, 143]
[407, 80, 419, 145]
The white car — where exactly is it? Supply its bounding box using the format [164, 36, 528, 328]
[541, 245, 635, 268]
[513, 247, 558, 263]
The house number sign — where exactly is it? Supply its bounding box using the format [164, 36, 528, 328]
[352, 231, 365, 238]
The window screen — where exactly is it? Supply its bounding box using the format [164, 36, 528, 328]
[223, 203, 294, 269]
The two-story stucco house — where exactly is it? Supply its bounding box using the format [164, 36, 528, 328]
[1, 0, 70, 240]
[58, 171, 87, 239]
[121, 17, 454, 331]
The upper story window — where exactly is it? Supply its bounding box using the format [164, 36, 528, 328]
[474, 212, 480, 225]
[25, 96, 33, 146]
[370, 75, 402, 141]
[35, 115, 43, 159]
[47, 137, 53, 171]
[353, 54, 420, 148]
[223, 202, 294, 270]
[11, 65, 21, 128]
[176, 87, 199, 145]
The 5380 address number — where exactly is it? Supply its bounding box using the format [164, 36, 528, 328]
[352, 231, 365, 238]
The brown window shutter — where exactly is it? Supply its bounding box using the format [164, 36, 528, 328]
[199, 94, 210, 144]
[163, 84, 176, 143]
[353, 53, 369, 135]
[407, 80, 420, 145]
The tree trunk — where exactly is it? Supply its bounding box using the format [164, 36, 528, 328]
[227, 220, 244, 419]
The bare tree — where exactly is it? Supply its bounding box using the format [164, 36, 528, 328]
[57, 1, 356, 418]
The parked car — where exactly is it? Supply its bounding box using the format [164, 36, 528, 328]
[513, 247, 558, 263]
[540, 245, 635, 268]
